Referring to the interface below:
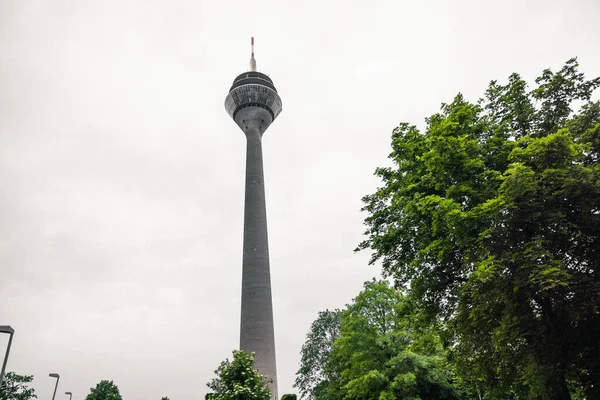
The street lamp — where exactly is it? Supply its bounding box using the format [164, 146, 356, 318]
[65, 392, 73, 400]
[49, 373, 60, 400]
[0, 325, 15, 385]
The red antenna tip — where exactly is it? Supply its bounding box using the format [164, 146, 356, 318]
[249, 37, 256, 71]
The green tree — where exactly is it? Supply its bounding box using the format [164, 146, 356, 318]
[357, 58, 600, 399]
[160, 397, 169, 400]
[0, 372, 37, 400]
[206, 350, 271, 400]
[85, 381, 122, 400]
[330, 280, 464, 400]
[296, 280, 465, 400]
[293, 309, 341, 400]
[280, 395, 297, 400]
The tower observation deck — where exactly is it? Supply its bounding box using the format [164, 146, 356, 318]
[225, 71, 282, 122]
[224, 38, 281, 400]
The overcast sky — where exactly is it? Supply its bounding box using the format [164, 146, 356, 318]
[1, 0, 599, 399]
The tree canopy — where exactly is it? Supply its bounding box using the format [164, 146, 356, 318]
[294, 309, 341, 400]
[357, 58, 600, 399]
[0, 372, 37, 400]
[295, 280, 465, 400]
[206, 350, 271, 400]
[85, 380, 122, 400]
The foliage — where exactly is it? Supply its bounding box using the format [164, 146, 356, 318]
[0, 372, 37, 400]
[293, 309, 341, 400]
[296, 280, 466, 400]
[357, 58, 600, 399]
[280, 395, 297, 400]
[160, 397, 169, 400]
[206, 350, 271, 400]
[85, 381, 122, 400]
[330, 280, 465, 400]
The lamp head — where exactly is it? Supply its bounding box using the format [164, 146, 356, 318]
[0, 326, 14, 334]
[49, 373, 60, 378]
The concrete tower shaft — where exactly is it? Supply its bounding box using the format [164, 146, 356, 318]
[225, 66, 281, 400]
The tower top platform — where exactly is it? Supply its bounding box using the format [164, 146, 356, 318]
[225, 37, 282, 126]
[225, 71, 282, 121]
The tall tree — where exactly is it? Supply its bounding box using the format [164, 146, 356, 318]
[206, 350, 271, 400]
[329, 280, 464, 400]
[294, 309, 341, 400]
[0, 372, 37, 400]
[295, 280, 466, 400]
[85, 381, 122, 400]
[357, 58, 600, 398]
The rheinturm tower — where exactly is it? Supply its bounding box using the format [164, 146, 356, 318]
[224, 37, 282, 399]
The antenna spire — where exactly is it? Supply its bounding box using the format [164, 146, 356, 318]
[249, 37, 256, 71]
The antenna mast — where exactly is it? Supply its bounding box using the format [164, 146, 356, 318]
[249, 37, 256, 71]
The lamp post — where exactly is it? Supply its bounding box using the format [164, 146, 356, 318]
[65, 392, 72, 400]
[49, 373, 60, 400]
[0, 325, 15, 385]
